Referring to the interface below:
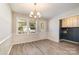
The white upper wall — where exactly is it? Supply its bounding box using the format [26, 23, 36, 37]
[49, 7, 79, 42]
[0, 4, 12, 42]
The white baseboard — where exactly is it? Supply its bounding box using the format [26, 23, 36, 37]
[0, 35, 12, 44]
[8, 45, 12, 55]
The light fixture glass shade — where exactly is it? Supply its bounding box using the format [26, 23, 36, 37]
[30, 11, 33, 15]
[37, 12, 41, 17]
[34, 16, 37, 18]
[37, 12, 40, 15]
[29, 11, 33, 17]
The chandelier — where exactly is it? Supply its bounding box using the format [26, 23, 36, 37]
[29, 3, 41, 18]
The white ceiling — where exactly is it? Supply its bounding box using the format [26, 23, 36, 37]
[9, 3, 79, 19]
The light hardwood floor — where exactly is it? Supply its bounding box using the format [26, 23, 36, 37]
[9, 39, 79, 55]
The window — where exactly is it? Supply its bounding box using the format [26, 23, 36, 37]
[16, 17, 36, 34]
[29, 19, 36, 33]
[16, 17, 27, 34]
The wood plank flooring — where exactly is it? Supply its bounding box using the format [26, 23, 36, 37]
[9, 39, 79, 55]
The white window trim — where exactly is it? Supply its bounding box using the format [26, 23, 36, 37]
[16, 16, 27, 35]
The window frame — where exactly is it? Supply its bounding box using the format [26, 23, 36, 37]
[16, 16, 27, 35]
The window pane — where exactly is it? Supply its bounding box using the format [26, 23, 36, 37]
[17, 17, 27, 34]
[29, 19, 36, 33]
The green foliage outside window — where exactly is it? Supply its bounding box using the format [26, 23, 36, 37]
[18, 22, 26, 32]
[29, 22, 36, 29]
